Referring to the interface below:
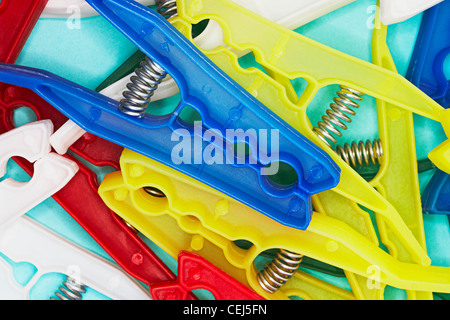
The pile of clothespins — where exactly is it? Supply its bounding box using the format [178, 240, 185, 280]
[0, 0, 450, 301]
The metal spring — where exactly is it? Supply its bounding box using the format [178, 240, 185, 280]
[256, 249, 303, 294]
[50, 276, 86, 300]
[336, 139, 383, 167]
[156, 0, 178, 20]
[118, 0, 178, 118]
[312, 85, 365, 148]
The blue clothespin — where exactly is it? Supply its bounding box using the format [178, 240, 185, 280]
[0, 0, 340, 230]
[422, 169, 450, 215]
[406, 1, 450, 109]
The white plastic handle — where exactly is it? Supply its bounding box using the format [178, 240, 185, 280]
[0, 121, 79, 226]
[42, 0, 156, 18]
[0, 217, 152, 300]
[380, 0, 444, 25]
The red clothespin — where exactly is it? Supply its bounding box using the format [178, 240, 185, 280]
[0, 3, 195, 299]
[0, 0, 48, 64]
[150, 251, 264, 300]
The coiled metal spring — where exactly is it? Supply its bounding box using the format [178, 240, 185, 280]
[312, 85, 365, 148]
[336, 139, 383, 168]
[50, 276, 86, 300]
[256, 249, 303, 294]
[118, 0, 178, 118]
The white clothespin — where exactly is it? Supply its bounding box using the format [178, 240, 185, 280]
[0, 216, 152, 300]
[50, 0, 356, 155]
[0, 120, 79, 226]
[380, 0, 444, 25]
[41, 0, 156, 18]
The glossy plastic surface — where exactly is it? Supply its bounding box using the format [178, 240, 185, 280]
[422, 169, 450, 215]
[0, 0, 343, 231]
[99, 148, 450, 298]
[406, 0, 450, 109]
[0, 0, 48, 64]
[151, 251, 264, 300]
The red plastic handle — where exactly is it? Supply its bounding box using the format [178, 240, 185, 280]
[150, 251, 264, 300]
[0, 0, 48, 64]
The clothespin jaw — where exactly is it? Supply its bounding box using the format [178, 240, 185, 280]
[0, 0, 344, 231]
[150, 251, 264, 300]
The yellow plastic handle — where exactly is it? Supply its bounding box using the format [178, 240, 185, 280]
[98, 149, 450, 296]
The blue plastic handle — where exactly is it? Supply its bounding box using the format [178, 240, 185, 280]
[0, 0, 341, 230]
[422, 169, 450, 215]
[406, 1, 450, 109]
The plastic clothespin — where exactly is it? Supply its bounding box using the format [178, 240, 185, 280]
[0, 84, 196, 299]
[98, 148, 450, 298]
[0, 120, 79, 227]
[172, 0, 450, 268]
[0, 0, 49, 64]
[41, 0, 155, 18]
[99, 0, 356, 103]
[406, 0, 450, 109]
[0, 216, 151, 300]
[380, 0, 444, 25]
[150, 251, 264, 300]
[422, 169, 450, 215]
[0, 0, 342, 231]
